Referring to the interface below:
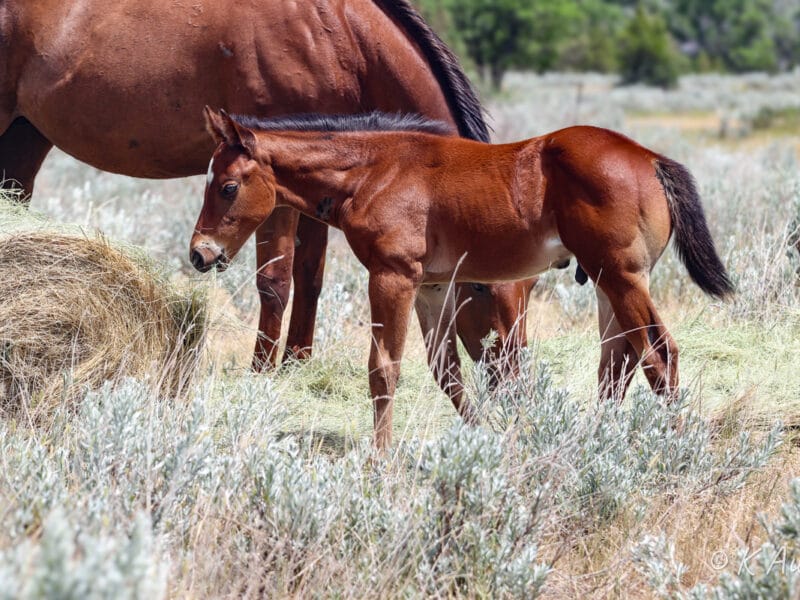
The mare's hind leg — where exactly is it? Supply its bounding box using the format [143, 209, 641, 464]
[414, 284, 473, 422]
[283, 215, 328, 361]
[455, 279, 535, 388]
[0, 117, 53, 199]
[596, 288, 639, 401]
[253, 206, 300, 371]
[595, 272, 679, 399]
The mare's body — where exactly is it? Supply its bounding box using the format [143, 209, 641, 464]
[192, 111, 733, 448]
[0, 0, 533, 367]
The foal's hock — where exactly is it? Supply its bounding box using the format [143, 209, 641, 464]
[190, 108, 733, 449]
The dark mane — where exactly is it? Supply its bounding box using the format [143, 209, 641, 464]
[232, 111, 455, 136]
[374, 0, 491, 143]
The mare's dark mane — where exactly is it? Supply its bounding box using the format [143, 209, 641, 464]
[235, 0, 492, 142]
[374, 0, 490, 142]
[232, 111, 455, 136]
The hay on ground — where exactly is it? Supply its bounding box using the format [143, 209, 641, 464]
[0, 231, 207, 417]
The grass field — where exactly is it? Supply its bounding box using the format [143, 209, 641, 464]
[2, 73, 800, 597]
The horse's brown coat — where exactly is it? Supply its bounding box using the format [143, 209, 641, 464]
[0, 0, 534, 371]
[192, 109, 733, 449]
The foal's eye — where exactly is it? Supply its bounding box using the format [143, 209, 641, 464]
[471, 283, 487, 293]
[221, 182, 239, 198]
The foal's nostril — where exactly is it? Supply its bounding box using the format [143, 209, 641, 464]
[190, 249, 206, 271]
[191, 243, 224, 273]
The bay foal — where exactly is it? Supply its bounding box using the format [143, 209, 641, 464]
[191, 108, 733, 449]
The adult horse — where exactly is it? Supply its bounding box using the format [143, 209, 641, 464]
[192, 109, 734, 448]
[0, 0, 534, 370]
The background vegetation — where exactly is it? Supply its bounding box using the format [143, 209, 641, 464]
[417, 0, 800, 88]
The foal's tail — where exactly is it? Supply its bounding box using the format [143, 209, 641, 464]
[654, 158, 734, 299]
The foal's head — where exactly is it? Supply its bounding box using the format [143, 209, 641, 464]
[190, 108, 274, 272]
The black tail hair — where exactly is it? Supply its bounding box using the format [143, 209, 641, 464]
[655, 158, 734, 299]
[374, 0, 490, 143]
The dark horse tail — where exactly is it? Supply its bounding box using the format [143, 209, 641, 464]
[374, 0, 490, 143]
[654, 158, 734, 299]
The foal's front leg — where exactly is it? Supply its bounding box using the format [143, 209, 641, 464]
[367, 270, 418, 450]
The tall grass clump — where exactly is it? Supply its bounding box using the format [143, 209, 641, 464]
[0, 195, 208, 416]
[0, 510, 167, 600]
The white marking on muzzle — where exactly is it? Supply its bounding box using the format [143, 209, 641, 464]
[206, 157, 215, 186]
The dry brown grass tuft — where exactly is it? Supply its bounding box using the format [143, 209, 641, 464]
[0, 231, 207, 419]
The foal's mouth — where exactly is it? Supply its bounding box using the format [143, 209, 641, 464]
[214, 255, 230, 272]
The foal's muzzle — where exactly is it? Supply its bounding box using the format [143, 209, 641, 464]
[190, 242, 228, 273]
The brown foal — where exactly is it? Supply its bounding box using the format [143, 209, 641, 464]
[191, 108, 733, 449]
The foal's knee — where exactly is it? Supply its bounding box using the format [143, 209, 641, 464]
[256, 269, 291, 310]
[369, 353, 399, 388]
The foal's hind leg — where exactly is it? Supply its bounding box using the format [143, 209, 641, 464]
[595, 272, 679, 399]
[0, 117, 53, 199]
[596, 288, 639, 401]
[414, 284, 473, 423]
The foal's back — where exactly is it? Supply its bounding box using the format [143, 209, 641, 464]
[369, 125, 674, 282]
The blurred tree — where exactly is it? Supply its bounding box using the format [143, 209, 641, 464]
[526, 1, 583, 74]
[437, 0, 530, 90]
[669, 0, 781, 72]
[415, 0, 800, 87]
[772, 1, 800, 69]
[557, 0, 625, 72]
[433, 0, 580, 90]
[618, 4, 682, 87]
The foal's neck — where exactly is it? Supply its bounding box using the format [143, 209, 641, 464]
[258, 132, 380, 227]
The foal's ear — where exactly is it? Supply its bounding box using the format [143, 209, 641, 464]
[219, 109, 256, 158]
[204, 106, 229, 146]
[203, 107, 258, 157]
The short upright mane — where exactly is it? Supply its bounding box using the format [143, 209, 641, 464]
[232, 111, 455, 136]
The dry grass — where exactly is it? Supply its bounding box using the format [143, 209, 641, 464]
[541, 446, 800, 598]
[0, 204, 208, 420]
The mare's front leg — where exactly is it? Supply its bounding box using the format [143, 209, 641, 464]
[0, 117, 53, 199]
[253, 206, 300, 371]
[284, 214, 328, 361]
[414, 284, 474, 423]
[368, 270, 419, 450]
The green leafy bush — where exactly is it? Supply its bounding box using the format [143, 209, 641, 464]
[618, 5, 683, 88]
